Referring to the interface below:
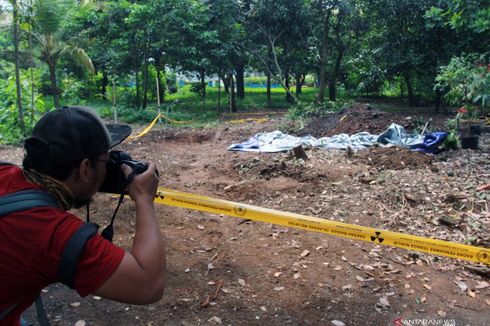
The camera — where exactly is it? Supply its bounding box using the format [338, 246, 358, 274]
[98, 150, 150, 194]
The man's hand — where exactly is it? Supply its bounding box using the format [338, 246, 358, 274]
[122, 162, 159, 204]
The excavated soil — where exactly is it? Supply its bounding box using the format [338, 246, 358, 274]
[1, 102, 489, 326]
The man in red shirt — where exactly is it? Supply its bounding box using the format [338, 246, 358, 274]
[0, 106, 165, 325]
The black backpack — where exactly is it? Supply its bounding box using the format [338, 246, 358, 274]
[0, 164, 99, 326]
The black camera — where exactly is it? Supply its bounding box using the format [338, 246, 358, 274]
[98, 150, 150, 194]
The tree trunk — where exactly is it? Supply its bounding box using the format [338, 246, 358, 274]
[28, 0, 35, 121]
[230, 74, 237, 112]
[329, 17, 344, 102]
[223, 74, 230, 94]
[200, 70, 206, 111]
[266, 45, 272, 109]
[236, 63, 245, 99]
[285, 71, 294, 103]
[135, 69, 141, 109]
[329, 48, 343, 102]
[13, 0, 25, 133]
[295, 74, 304, 95]
[142, 58, 149, 109]
[403, 73, 418, 107]
[218, 70, 222, 116]
[316, 1, 337, 104]
[49, 62, 60, 109]
[156, 69, 165, 103]
[102, 70, 108, 97]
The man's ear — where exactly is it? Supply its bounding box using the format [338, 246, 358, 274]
[78, 158, 94, 183]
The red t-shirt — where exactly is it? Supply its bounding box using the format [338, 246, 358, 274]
[0, 165, 125, 325]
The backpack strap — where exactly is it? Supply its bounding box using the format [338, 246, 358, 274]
[58, 222, 99, 288]
[0, 188, 99, 323]
[0, 189, 58, 216]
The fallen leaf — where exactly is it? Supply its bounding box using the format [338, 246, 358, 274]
[486, 298, 490, 306]
[454, 280, 468, 292]
[74, 321, 86, 326]
[331, 320, 346, 326]
[334, 265, 343, 271]
[274, 272, 282, 278]
[379, 297, 390, 307]
[197, 225, 205, 230]
[363, 265, 375, 271]
[274, 286, 284, 291]
[423, 284, 432, 290]
[475, 281, 489, 289]
[208, 316, 222, 324]
[238, 279, 246, 286]
[438, 311, 446, 317]
[92, 296, 101, 301]
[404, 283, 411, 289]
[300, 250, 310, 258]
[207, 263, 214, 270]
[293, 273, 301, 280]
[70, 302, 81, 307]
[467, 289, 476, 298]
[341, 256, 347, 261]
[342, 284, 352, 291]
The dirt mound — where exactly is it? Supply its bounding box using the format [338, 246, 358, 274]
[354, 146, 435, 170]
[300, 103, 417, 138]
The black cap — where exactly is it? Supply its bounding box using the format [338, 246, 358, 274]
[28, 106, 132, 162]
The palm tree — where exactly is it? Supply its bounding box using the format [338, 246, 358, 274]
[32, 0, 94, 108]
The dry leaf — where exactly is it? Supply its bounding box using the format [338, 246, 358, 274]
[379, 297, 390, 307]
[331, 320, 346, 326]
[404, 283, 411, 289]
[74, 321, 86, 326]
[475, 281, 489, 289]
[70, 302, 81, 307]
[423, 284, 432, 290]
[334, 265, 343, 271]
[438, 311, 447, 317]
[486, 298, 490, 306]
[467, 289, 476, 298]
[341, 256, 347, 261]
[238, 279, 246, 286]
[454, 280, 468, 292]
[274, 272, 282, 278]
[274, 286, 284, 291]
[363, 264, 375, 271]
[421, 295, 427, 303]
[197, 225, 205, 230]
[342, 284, 352, 291]
[300, 250, 310, 258]
[92, 296, 101, 301]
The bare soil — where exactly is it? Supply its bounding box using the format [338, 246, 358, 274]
[2, 103, 489, 326]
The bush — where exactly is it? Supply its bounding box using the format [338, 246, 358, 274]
[435, 53, 490, 115]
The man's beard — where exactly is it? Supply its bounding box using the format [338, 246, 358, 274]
[72, 196, 93, 209]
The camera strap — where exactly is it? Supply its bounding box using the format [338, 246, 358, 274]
[101, 192, 125, 242]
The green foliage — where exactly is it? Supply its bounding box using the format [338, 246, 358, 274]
[287, 100, 346, 120]
[442, 117, 460, 150]
[435, 53, 490, 112]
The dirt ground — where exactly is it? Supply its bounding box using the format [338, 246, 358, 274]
[2, 103, 489, 326]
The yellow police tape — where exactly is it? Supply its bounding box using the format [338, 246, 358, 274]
[127, 114, 161, 140]
[154, 187, 490, 265]
[226, 117, 269, 124]
[159, 113, 193, 124]
[126, 113, 194, 141]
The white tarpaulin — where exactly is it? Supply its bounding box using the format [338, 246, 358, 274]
[227, 123, 425, 153]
